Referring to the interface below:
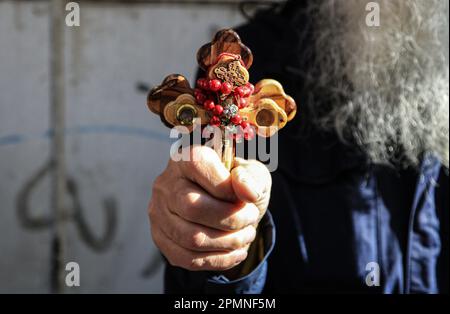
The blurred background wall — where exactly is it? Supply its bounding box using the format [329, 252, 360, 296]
[0, 0, 282, 293]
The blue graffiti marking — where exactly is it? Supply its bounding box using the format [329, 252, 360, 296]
[0, 134, 26, 146]
[0, 124, 169, 147]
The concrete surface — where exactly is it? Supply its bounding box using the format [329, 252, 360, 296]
[0, 0, 248, 293]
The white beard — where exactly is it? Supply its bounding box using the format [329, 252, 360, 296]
[302, 0, 449, 168]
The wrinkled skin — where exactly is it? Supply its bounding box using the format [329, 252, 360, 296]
[148, 145, 271, 271]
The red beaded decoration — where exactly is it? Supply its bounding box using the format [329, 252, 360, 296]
[213, 104, 224, 116]
[240, 120, 249, 129]
[220, 82, 233, 95]
[203, 99, 215, 111]
[238, 97, 248, 109]
[209, 115, 221, 126]
[195, 62, 254, 140]
[147, 29, 298, 160]
[234, 86, 246, 98]
[208, 79, 222, 92]
[230, 115, 242, 125]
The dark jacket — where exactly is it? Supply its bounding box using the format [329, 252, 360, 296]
[164, 6, 449, 294]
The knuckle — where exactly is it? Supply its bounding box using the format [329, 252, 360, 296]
[185, 253, 241, 271]
[177, 190, 201, 221]
[188, 256, 206, 271]
[184, 191, 201, 212]
[170, 224, 182, 244]
[219, 204, 258, 231]
[173, 186, 187, 212]
[229, 236, 244, 250]
[188, 147, 218, 173]
[189, 231, 207, 250]
[188, 158, 201, 173]
[219, 218, 234, 231]
[160, 217, 179, 244]
[185, 191, 201, 207]
[186, 160, 209, 181]
[191, 145, 215, 163]
[208, 255, 233, 270]
[221, 215, 242, 231]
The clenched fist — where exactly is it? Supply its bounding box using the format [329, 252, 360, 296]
[148, 145, 271, 272]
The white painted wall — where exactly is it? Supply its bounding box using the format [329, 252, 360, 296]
[0, 0, 246, 293]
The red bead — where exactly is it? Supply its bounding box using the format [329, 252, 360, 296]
[242, 86, 252, 97]
[246, 83, 255, 95]
[238, 97, 248, 108]
[231, 115, 242, 125]
[220, 82, 233, 95]
[203, 99, 215, 111]
[209, 79, 222, 92]
[240, 121, 249, 129]
[196, 78, 207, 90]
[196, 92, 206, 104]
[235, 86, 246, 98]
[213, 104, 224, 116]
[210, 116, 221, 126]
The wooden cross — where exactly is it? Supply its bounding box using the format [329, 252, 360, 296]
[147, 29, 297, 171]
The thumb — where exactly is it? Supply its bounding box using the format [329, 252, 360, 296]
[230, 158, 271, 204]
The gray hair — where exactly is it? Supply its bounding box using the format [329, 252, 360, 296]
[303, 0, 449, 168]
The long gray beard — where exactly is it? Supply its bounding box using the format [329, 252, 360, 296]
[303, 0, 449, 168]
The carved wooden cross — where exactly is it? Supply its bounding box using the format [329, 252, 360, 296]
[147, 29, 297, 170]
